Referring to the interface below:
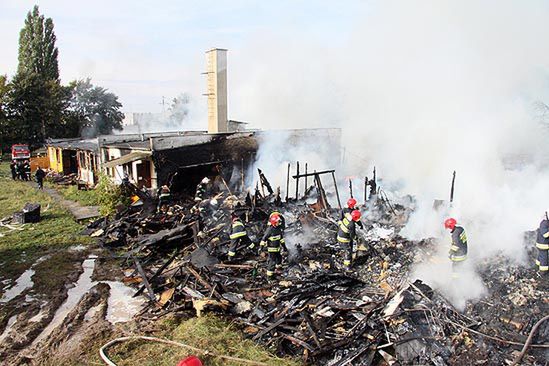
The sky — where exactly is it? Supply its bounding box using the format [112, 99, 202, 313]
[0, 0, 365, 120]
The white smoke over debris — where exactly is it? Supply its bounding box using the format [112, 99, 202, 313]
[120, 92, 204, 133]
[250, 129, 342, 199]
[230, 1, 549, 307]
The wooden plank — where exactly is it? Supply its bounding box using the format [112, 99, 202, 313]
[186, 265, 222, 299]
[133, 256, 156, 302]
[134, 248, 180, 297]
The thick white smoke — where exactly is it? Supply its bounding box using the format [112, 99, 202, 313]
[230, 1, 549, 306]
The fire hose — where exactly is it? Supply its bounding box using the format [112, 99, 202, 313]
[510, 314, 549, 366]
[99, 335, 270, 366]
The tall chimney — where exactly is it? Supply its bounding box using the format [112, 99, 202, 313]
[206, 48, 228, 133]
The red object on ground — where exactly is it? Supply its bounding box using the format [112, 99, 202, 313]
[177, 356, 203, 366]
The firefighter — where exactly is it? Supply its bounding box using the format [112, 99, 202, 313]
[195, 177, 210, 202]
[16, 161, 24, 180]
[157, 185, 172, 212]
[339, 198, 364, 229]
[444, 218, 468, 278]
[535, 210, 549, 274]
[337, 209, 361, 269]
[260, 214, 287, 278]
[35, 166, 46, 190]
[227, 213, 252, 260]
[23, 160, 31, 181]
[10, 160, 17, 180]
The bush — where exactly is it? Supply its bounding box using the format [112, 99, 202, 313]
[95, 173, 130, 216]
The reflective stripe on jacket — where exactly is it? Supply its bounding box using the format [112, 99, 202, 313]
[450, 226, 468, 261]
[229, 220, 247, 240]
[337, 213, 356, 243]
[261, 225, 284, 250]
[536, 219, 549, 248]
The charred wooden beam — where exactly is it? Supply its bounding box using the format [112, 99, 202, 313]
[133, 256, 156, 302]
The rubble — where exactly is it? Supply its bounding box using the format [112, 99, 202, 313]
[86, 170, 548, 365]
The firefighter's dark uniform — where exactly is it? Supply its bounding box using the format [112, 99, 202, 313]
[535, 219, 549, 273]
[157, 188, 171, 212]
[449, 226, 468, 278]
[337, 212, 357, 268]
[260, 224, 286, 277]
[195, 182, 206, 202]
[23, 162, 30, 181]
[339, 208, 364, 229]
[35, 168, 45, 189]
[9, 162, 16, 180]
[228, 218, 251, 259]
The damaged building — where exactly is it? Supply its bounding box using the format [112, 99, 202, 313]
[45, 48, 341, 196]
[98, 128, 340, 194]
[46, 138, 100, 186]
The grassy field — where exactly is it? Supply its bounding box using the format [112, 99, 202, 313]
[0, 162, 93, 283]
[99, 315, 301, 366]
[50, 183, 102, 207]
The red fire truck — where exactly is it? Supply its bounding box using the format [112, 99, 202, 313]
[11, 144, 31, 160]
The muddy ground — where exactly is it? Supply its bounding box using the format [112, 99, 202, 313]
[0, 244, 146, 365]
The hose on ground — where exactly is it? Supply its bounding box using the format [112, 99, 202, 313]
[99, 335, 270, 366]
[510, 314, 549, 366]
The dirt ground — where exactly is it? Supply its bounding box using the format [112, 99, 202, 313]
[0, 244, 128, 365]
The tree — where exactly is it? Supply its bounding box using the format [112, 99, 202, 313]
[0, 75, 12, 149]
[17, 5, 59, 81]
[8, 72, 70, 144]
[67, 79, 124, 137]
[9, 5, 65, 143]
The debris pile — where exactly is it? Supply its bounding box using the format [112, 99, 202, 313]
[87, 173, 548, 365]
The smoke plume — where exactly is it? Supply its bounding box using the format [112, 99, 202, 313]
[230, 1, 549, 306]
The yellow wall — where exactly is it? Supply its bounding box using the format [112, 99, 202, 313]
[47, 146, 64, 173]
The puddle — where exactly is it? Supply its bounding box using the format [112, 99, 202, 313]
[0, 255, 51, 304]
[84, 304, 101, 322]
[29, 310, 47, 323]
[32, 256, 145, 345]
[32, 258, 95, 345]
[0, 268, 35, 303]
[25, 294, 37, 303]
[0, 315, 18, 343]
[69, 245, 87, 252]
[104, 281, 145, 323]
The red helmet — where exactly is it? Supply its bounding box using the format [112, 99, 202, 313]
[269, 214, 280, 226]
[177, 356, 203, 366]
[444, 218, 457, 230]
[347, 198, 357, 209]
[351, 210, 361, 221]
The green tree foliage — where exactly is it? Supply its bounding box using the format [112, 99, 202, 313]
[0, 75, 12, 150]
[3, 6, 124, 146]
[67, 79, 124, 137]
[8, 72, 71, 144]
[7, 5, 66, 144]
[17, 5, 59, 81]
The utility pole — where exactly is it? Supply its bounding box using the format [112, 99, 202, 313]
[160, 96, 166, 113]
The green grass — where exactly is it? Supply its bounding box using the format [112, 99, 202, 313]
[102, 315, 301, 366]
[52, 184, 102, 207]
[0, 163, 93, 285]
